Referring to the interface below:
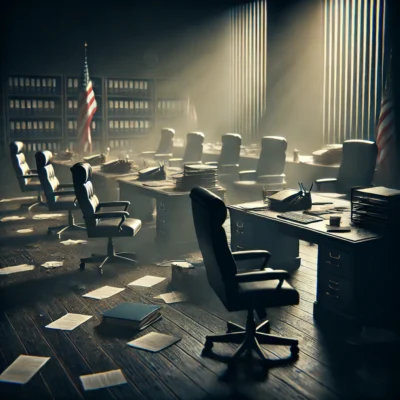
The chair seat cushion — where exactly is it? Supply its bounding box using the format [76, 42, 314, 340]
[50, 195, 77, 211]
[234, 274, 299, 309]
[25, 181, 42, 191]
[95, 217, 142, 237]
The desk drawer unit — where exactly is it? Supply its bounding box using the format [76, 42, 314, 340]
[318, 245, 353, 279]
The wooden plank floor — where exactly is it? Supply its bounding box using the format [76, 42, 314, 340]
[0, 204, 399, 399]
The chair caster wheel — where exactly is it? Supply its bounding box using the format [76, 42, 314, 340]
[98, 268, 103, 275]
[290, 345, 299, 356]
[79, 262, 85, 270]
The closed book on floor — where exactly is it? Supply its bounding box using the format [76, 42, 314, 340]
[102, 303, 161, 330]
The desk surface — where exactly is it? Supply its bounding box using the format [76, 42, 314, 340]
[228, 197, 381, 246]
[118, 177, 225, 197]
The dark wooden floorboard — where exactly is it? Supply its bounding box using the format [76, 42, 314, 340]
[1, 207, 399, 399]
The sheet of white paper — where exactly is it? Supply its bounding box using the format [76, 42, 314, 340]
[128, 275, 166, 287]
[0, 264, 35, 275]
[0, 355, 50, 384]
[16, 228, 34, 234]
[82, 286, 125, 300]
[60, 239, 88, 246]
[41, 261, 64, 269]
[80, 369, 127, 391]
[127, 332, 180, 352]
[171, 262, 194, 269]
[157, 291, 187, 304]
[0, 196, 36, 203]
[0, 216, 26, 222]
[45, 313, 92, 331]
[32, 213, 64, 220]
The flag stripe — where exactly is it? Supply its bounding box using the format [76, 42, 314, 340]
[77, 56, 97, 153]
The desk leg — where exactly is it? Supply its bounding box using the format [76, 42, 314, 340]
[229, 210, 300, 271]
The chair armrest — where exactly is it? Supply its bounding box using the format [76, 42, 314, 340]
[58, 183, 74, 189]
[205, 161, 219, 166]
[235, 269, 290, 283]
[315, 178, 337, 184]
[141, 151, 156, 156]
[98, 201, 130, 211]
[94, 211, 128, 230]
[94, 211, 129, 218]
[22, 174, 39, 178]
[315, 178, 338, 192]
[239, 170, 257, 180]
[232, 250, 271, 269]
[53, 190, 76, 196]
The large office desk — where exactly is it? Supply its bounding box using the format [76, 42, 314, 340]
[228, 197, 384, 323]
[118, 178, 225, 247]
[52, 159, 138, 201]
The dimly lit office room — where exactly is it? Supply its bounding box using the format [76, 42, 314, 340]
[1, 0, 400, 398]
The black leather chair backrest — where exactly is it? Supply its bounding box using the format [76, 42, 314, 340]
[70, 162, 99, 230]
[183, 132, 205, 163]
[219, 133, 241, 166]
[256, 136, 287, 177]
[10, 141, 33, 191]
[337, 139, 377, 192]
[190, 187, 237, 306]
[35, 150, 60, 204]
[156, 128, 175, 154]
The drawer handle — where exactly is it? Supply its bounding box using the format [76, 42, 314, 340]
[328, 284, 340, 291]
[236, 221, 244, 228]
[329, 252, 341, 260]
[328, 279, 339, 285]
[326, 291, 340, 299]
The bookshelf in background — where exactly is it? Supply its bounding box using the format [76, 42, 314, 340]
[6, 75, 64, 153]
[105, 77, 155, 150]
[64, 76, 103, 153]
[154, 78, 187, 137]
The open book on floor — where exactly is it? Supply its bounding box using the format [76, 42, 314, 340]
[102, 303, 161, 330]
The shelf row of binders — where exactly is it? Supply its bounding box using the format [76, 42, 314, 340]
[8, 76, 62, 95]
[9, 99, 60, 115]
[107, 100, 151, 115]
[9, 120, 61, 139]
[108, 119, 152, 135]
[107, 79, 151, 96]
[67, 120, 101, 136]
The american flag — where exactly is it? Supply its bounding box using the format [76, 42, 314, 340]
[77, 43, 97, 153]
[376, 63, 395, 166]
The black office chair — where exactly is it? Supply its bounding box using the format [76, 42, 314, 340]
[9, 141, 45, 210]
[169, 132, 204, 167]
[206, 133, 241, 178]
[190, 187, 299, 361]
[70, 162, 142, 274]
[315, 139, 378, 197]
[35, 150, 85, 238]
[141, 128, 175, 162]
[233, 136, 287, 201]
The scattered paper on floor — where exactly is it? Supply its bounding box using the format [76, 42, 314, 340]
[80, 369, 127, 391]
[0, 264, 35, 275]
[0, 355, 50, 384]
[0, 216, 26, 222]
[156, 291, 187, 304]
[60, 239, 88, 246]
[32, 213, 64, 220]
[41, 261, 64, 269]
[45, 313, 92, 331]
[128, 275, 166, 287]
[16, 228, 34, 234]
[127, 332, 181, 352]
[83, 286, 125, 300]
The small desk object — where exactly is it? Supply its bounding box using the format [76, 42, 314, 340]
[118, 177, 225, 247]
[228, 196, 384, 322]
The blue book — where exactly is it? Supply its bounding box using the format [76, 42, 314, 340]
[102, 303, 161, 330]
